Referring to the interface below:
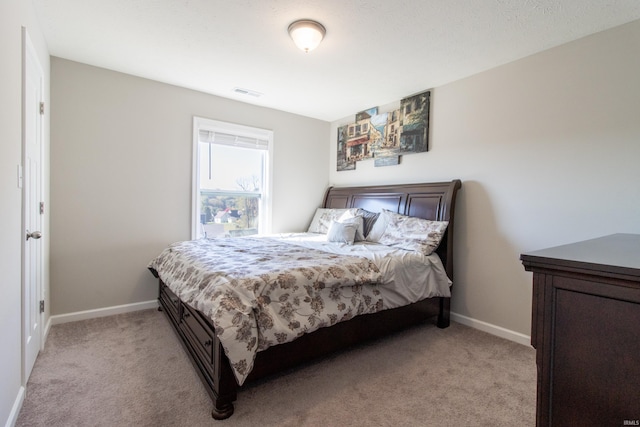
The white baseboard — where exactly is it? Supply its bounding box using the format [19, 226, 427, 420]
[451, 312, 531, 347]
[49, 300, 159, 326]
[46, 304, 527, 346]
[4, 386, 25, 427]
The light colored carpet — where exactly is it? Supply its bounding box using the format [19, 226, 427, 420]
[16, 309, 536, 426]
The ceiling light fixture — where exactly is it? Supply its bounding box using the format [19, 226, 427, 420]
[288, 19, 326, 53]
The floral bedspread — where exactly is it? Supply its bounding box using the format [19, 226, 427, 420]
[148, 237, 383, 385]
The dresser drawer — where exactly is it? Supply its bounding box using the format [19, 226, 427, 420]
[159, 281, 181, 322]
[181, 304, 215, 370]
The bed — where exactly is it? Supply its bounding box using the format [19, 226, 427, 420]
[148, 180, 461, 419]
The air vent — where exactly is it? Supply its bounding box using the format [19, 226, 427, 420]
[233, 87, 262, 98]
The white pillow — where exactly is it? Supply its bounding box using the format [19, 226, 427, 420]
[307, 208, 358, 234]
[338, 211, 365, 241]
[326, 221, 358, 245]
[368, 209, 448, 256]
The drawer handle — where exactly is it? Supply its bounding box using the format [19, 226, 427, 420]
[204, 340, 212, 347]
[171, 298, 179, 304]
[184, 312, 191, 318]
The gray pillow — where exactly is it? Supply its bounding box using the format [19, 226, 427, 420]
[357, 209, 380, 238]
[366, 209, 391, 242]
[326, 221, 358, 245]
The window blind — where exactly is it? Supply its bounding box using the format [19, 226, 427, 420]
[199, 130, 269, 150]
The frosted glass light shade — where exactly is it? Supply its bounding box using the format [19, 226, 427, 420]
[288, 20, 326, 53]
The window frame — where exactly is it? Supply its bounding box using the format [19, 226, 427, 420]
[192, 116, 273, 239]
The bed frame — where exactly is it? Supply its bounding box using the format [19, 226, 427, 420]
[155, 179, 461, 419]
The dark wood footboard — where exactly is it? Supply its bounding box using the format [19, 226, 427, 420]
[154, 179, 461, 419]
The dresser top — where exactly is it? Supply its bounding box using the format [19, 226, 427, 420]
[520, 233, 640, 278]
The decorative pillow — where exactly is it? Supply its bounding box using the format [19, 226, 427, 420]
[376, 209, 448, 255]
[366, 209, 392, 242]
[326, 221, 358, 245]
[338, 211, 365, 241]
[307, 208, 358, 234]
[357, 209, 380, 238]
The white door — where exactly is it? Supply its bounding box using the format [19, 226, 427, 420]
[23, 28, 44, 382]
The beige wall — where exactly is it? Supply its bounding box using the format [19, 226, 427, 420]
[50, 58, 330, 315]
[330, 19, 640, 337]
[0, 1, 50, 425]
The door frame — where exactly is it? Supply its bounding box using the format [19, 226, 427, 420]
[21, 27, 45, 385]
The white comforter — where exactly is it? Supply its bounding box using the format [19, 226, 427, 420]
[270, 233, 452, 307]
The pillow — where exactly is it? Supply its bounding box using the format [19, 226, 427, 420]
[369, 209, 448, 256]
[307, 208, 358, 234]
[366, 209, 392, 242]
[338, 211, 365, 241]
[326, 221, 358, 245]
[357, 209, 380, 238]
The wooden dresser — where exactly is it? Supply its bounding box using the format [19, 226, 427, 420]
[521, 234, 640, 426]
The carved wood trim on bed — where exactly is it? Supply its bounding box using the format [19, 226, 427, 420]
[156, 179, 461, 420]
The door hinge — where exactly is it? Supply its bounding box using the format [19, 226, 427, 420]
[40, 201, 45, 215]
[39, 300, 45, 313]
[39, 102, 45, 115]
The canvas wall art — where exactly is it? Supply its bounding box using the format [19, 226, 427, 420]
[337, 90, 430, 171]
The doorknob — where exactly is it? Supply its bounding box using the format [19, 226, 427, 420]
[26, 230, 42, 241]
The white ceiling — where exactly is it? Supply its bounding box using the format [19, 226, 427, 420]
[34, 0, 640, 122]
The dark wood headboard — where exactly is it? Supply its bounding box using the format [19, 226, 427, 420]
[322, 180, 462, 280]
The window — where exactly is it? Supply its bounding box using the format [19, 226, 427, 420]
[192, 117, 273, 239]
